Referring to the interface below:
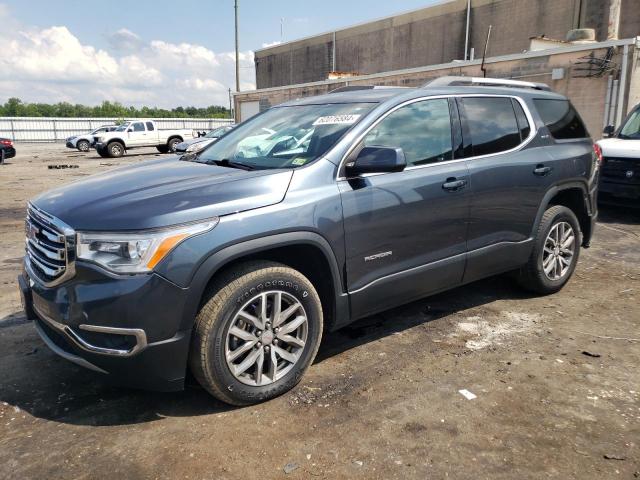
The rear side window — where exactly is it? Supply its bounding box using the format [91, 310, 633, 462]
[512, 99, 531, 141]
[146, 122, 155, 131]
[461, 97, 521, 156]
[533, 99, 588, 139]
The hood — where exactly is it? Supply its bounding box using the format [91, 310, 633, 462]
[32, 157, 293, 230]
[597, 137, 640, 159]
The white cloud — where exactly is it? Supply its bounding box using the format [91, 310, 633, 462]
[0, 10, 255, 108]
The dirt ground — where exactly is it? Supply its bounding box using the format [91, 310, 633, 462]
[0, 144, 639, 480]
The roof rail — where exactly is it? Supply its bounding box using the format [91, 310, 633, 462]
[328, 85, 408, 94]
[424, 76, 551, 91]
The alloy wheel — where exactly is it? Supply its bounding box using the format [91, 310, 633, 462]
[542, 221, 575, 280]
[225, 290, 308, 386]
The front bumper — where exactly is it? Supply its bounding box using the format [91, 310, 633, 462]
[18, 261, 192, 391]
[65, 141, 76, 149]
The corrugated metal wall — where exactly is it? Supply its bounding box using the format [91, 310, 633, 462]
[0, 118, 235, 143]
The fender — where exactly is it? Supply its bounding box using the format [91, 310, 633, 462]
[179, 231, 349, 332]
[531, 180, 594, 246]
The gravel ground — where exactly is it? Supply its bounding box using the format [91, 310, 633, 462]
[0, 144, 639, 479]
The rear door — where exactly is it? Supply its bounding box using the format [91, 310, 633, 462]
[127, 121, 149, 146]
[339, 97, 470, 319]
[458, 95, 559, 282]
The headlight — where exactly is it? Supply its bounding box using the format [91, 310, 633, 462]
[186, 142, 206, 153]
[76, 218, 218, 274]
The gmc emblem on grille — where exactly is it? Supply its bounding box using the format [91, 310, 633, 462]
[625, 170, 634, 179]
[26, 221, 39, 241]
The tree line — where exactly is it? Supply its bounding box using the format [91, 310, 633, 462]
[0, 98, 231, 118]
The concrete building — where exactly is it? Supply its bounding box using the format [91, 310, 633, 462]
[235, 0, 640, 137]
[253, 0, 639, 89]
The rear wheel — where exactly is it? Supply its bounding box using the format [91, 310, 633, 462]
[189, 261, 323, 406]
[76, 140, 90, 152]
[107, 141, 124, 158]
[156, 145, 169, 153]
[518, 205, 581, 294]
[167, 138, 181, 153]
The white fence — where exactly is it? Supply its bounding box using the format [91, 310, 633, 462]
[0, 117, 235, 142]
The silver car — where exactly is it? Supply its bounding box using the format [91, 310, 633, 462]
[175, 125, 235, 154]
[66, 125, 118, 152]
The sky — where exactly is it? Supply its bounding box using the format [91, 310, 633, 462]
[0, 0, 440, 108]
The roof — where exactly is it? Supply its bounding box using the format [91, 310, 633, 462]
[276, 84, 566, 108]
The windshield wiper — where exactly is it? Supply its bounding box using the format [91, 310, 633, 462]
[213, 159, 255, 171]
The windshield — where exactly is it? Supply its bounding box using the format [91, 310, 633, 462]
[619, 108, 640, 139]
[204, 126, 230, 138]
[194, 103, 375, 169]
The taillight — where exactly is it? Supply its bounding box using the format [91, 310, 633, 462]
[0, 139, 12, 146]
[593, 143, 603, 167]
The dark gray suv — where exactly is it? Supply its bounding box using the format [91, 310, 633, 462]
[18, 77, 599, 405]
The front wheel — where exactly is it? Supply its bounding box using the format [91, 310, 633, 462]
[106, 141, 124, 158]
[518, 205, 581, 294]
[189, 261, 323, 406]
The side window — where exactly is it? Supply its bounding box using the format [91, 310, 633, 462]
[132, 122, 145, 132]
[362, 98, 453, 166]
[146, 122, 155, 131]
[512, 99, 531, 141]
[533, 99, 588, 139]
[461, 97, 521, 156]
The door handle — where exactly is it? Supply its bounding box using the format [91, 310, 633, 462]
[442, 178, 467, 191]
[533, 164, 552, 176]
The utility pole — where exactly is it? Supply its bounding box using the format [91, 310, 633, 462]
[234, 0, 240, 93]
[228, 88, 233, 119]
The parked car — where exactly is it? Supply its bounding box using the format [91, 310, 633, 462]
[65, 125, 118, 152]
[0, 138, 16, 163]
[175, 125, 235, 154]
[597, 103, 640, 203]
[93, 120, 196, 157]
[19, 77, 599, 405]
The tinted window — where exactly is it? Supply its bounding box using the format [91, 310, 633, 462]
[462, 97, 521, 156]
[533, 99, 588, 139]
[512, 99, 531, 141]
[362, 99, 452, 166]
[132, 122, 145, 132]
[146, 122, 155, 131]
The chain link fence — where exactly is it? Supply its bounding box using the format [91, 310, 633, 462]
[0, 117, 235, 143]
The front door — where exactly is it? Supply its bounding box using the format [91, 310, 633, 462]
[127, 121, 148, 146]
[338, 97, 470, 319]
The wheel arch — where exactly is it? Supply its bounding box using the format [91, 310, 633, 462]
[533, 182, 593, 247]
[181, 232, 348, 334]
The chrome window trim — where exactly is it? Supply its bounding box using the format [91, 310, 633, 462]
[336, 93, 537, 181]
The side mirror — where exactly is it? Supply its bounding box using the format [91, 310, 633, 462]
[345, 146, 407, 176]
[603, 124, 615, 137]
[127, 128, 133, 133]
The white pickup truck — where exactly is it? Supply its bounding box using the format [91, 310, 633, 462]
[597, 103, 640, 203]
[94, 120, 196, 157]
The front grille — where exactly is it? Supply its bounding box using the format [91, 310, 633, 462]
[25, 205, 75, 286]
[601, 157, 640, 184]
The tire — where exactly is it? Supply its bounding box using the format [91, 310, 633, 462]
[518, 205, 581, 294]
[76, 140, 90, 152]
[189, 261, 323, 406]
[96, 146, 109, 158]
[156, 145, 169, 153]
[107, 141, 124, 158]
[167, 137, 181, 153]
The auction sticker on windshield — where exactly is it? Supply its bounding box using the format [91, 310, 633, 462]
[313, 114, 361, 126]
